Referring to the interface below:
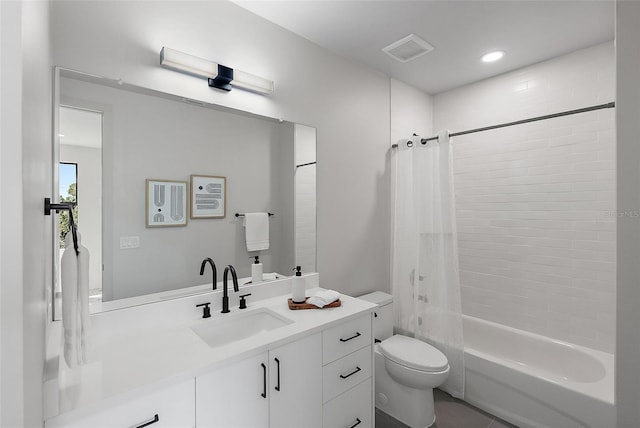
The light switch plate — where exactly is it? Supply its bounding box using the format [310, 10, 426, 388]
[119, 236, 140, 249]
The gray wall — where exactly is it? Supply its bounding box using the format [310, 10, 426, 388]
[62, 77, 295, 300]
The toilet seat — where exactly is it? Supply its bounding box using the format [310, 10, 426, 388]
[379, 335, 448, 372]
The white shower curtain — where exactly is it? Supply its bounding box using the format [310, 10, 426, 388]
[391, 130, 465, 398]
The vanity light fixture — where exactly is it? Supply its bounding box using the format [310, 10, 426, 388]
[160, 47, 274, 95]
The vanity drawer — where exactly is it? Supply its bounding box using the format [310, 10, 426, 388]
[323, 314, 372, 364]
[45, 379, 195, 428]
[323, 346, 372, 403]
[323, 378, 372, 428]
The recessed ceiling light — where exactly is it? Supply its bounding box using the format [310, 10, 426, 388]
[481, 51, 505, 63]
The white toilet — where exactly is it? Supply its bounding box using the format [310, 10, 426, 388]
[359, 291, 450, 428]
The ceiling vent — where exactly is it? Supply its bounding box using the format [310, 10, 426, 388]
[382, 34, 434, 63]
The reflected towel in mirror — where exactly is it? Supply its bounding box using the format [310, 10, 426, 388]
[61, 231, 91, 368]
[243, 212, 270, 251]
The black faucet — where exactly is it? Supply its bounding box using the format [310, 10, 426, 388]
[221, 265, 239, 314]
[200, 258, 217, 290]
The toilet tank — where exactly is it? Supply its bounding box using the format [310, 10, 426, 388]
[358, 291, 393, 342]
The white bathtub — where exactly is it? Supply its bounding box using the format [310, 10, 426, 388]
[462, 315, 615, 428]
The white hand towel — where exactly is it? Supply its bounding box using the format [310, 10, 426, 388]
[306, 290, 341, 308]
[61, 231, 91, 368]
[243, 212, 270, 251]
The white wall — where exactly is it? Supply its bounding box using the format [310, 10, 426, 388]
[390, 78, 434, 144]
[616, 0, 640, 425]
[1, 2, 25, 426]
[434, 42, 616, 352]
[51, 0, 392, 297]
[21, 0, 52, 426]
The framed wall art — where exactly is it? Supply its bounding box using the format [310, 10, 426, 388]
[190, 175, 226, 219]
[146, 179, 188, 227]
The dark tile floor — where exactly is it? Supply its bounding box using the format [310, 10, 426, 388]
[375, 389, 518, 428]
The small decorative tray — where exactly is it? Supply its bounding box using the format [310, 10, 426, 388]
[287, 298, 342, 310]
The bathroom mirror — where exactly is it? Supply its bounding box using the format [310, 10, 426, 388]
[52, 67, 316, 319]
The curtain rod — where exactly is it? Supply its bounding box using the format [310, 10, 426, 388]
[391, 101, 615, 148]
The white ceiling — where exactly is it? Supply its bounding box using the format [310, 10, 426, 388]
[233, 0, 615, 95]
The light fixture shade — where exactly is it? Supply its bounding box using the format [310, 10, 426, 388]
[232, 70, 274, 95]
[160, 47, 218, 78]
[160, 47, 274, 96]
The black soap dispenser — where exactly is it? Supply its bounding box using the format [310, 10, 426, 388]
[251, 255, 263, 283]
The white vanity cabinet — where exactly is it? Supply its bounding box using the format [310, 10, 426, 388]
[44, 291, 376, 428]
[196, 333, 323, 428]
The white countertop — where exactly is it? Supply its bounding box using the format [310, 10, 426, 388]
[48, 280, 376, 425]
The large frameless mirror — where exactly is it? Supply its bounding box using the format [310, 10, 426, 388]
[52, 67, 316, 318]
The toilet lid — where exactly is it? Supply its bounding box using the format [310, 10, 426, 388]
[379, 335, 449, 372]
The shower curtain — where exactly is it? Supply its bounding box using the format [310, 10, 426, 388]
[391, 130, 465, 398]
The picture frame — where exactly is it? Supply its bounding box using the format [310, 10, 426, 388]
[190, 175, 226, 219]
[146, 179, 188, 227]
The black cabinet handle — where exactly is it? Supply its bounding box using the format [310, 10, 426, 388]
[261, 363, 267, 398]
[339, 366, 362, 379]
[339, 332, 361, 342]
[274, 357, 281, 391]
[349, 418, 362, 428]
[135, 414, 159, 428]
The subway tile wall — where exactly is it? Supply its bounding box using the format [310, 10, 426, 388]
[434, 42, 615, 352]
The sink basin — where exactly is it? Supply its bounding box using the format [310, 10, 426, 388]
[191, 308, 294, 348]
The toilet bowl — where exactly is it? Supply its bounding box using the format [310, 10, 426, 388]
[358, 292, 450, 428]
[381, 334, 450, 389]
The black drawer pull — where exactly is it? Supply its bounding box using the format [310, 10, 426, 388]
[274, 357, 281, 391]
[339, 366, 362, 379]
[350, 418, 362, 428]
[261, 363, 267, 398]
[136, 414, 159, 428]
[339, 332, 361, 342]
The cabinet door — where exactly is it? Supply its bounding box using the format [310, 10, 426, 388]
[269, 333, 322, 428]
[196, 352, 268, 428]
[45, 379, 195, 428]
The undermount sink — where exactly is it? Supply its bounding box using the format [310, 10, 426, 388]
[191, 308, 294, 348]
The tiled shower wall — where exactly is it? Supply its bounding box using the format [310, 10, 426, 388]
[434, 42, 615, 352]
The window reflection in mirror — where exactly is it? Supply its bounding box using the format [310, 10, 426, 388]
[58, 162, 77, 248]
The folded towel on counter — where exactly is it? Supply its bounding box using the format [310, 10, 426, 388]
[61, 231, 91, 368]
[306, 290, 341, 308]
[243, 212, 270, 251]
[262, 273, 278, 281]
